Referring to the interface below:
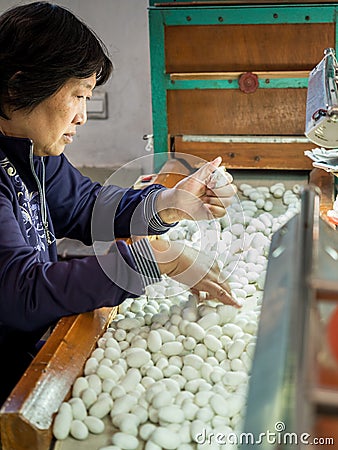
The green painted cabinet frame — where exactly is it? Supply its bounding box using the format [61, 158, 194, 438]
[148, 1, 338, 170]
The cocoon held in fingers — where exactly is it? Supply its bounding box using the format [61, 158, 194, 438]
[208, 166, 232, 189]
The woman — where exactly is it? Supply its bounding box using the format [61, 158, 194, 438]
[0, 1, 238, 404]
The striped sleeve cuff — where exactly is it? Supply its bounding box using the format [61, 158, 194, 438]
[129, 238, 162, 288]
[144, 188, 178, 233]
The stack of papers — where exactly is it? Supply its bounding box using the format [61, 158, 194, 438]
[304, 147, 338, 173]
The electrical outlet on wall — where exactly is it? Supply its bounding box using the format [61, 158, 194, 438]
[87, 91, 108, 119]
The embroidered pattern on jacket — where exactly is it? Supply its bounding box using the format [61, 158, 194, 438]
[0, 157, 49, 253]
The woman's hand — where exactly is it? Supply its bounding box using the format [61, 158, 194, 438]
[150, 239, 242, 308]
[156, 157, 237, 223]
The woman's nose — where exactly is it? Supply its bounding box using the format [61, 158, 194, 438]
[73, 103, 87, 126]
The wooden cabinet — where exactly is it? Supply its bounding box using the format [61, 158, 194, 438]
[148, 1, 338, 170]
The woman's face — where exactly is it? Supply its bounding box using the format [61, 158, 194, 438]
[1, 75, 96, 156]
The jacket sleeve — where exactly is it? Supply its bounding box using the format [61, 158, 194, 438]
[45, 155, 174, 245]
[0, 183, 151, 332]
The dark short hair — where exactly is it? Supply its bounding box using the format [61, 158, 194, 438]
[0, 1, 113, 119]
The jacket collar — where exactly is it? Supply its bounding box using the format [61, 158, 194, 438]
[0, 134, 44, 191]
[0, 134, 33, 167]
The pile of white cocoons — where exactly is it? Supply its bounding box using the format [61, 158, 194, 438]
[53, 180, 301, 450]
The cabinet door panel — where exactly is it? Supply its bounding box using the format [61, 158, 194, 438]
[168, 88, 307, 135]
[165, 23, 335, 72]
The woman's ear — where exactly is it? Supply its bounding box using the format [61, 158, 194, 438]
[8, 71, 23, 98]
[1, 71, 24, 119]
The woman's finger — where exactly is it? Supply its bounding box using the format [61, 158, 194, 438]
[208, 183, 237, 198]
[190, 157, 222, 184]
[201, 280, 242, 308]
[204, 205, 227, 218]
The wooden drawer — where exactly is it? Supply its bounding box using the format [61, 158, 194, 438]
[165, 23, 335, 73]
[174, 136, 313, 169]
[168, 88, 307, 136]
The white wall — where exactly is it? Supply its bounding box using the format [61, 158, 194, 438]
[0, 0, 153, 171]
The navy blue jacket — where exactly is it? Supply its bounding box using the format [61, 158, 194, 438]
[0, 135, 167, 351]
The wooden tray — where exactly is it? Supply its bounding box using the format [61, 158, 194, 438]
[0, 162, 334, 450]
